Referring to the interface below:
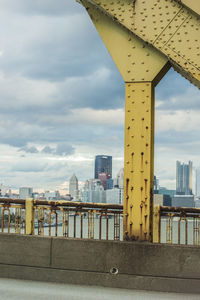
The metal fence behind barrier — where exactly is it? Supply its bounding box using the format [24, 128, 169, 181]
[0, 198, 200, 245]
[0, 198, 123, 241]
[0, 198, 25, 234]
[33, 200, 123, 240]
[159, 206, 200, 246]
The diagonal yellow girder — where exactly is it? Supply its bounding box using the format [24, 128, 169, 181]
[81, 0, 170, 83]
[79, 0, 200, 89]
[177, 0, 200, 16]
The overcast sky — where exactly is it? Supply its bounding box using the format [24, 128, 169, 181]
[0, 0, 199, 193]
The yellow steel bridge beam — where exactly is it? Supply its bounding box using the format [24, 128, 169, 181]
[79, 0, 200, 89]
[124, 82, 155, 241]
[80, 0, 170, 241]
[77, 0, 200, 241]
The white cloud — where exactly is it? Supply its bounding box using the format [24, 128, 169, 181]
[0, 74, 57, 110]
[156, 110, 200, 132]
[40, 108, 124, 127]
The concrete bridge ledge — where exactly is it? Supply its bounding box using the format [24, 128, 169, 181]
[0, 234, 199, 294]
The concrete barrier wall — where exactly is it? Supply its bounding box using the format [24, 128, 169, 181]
[0, 234, 199, 293]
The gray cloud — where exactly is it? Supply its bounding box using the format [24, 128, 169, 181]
[11, 161, 47, 173]
[55, 143, 75, 156]
[0, 0, 83, 16]
[41, 146, 54, 154]
[19, 146, 39, 154]
[41, 144, 75, 156]
[18, 144, 75, 156]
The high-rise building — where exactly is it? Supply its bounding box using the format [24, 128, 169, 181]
[45, 191, 60, 201]
[115, 168, 124, 189]
[98, 172, 111, 190]
[159, 187, 176, 199]
[94, 155, 112, 179]
[154, 175, 159, 194]
[106, 178, 114, 190]
[84, 179, 102, 191]
[106, 188, 124, 204]
[19, 187, 33, 199]
[176, 161, 192, 195]
[172, 195, 195, 207]
[81, 179, 106, 203]
[196, 168, 200, 197]
[69, 174, 79, 201]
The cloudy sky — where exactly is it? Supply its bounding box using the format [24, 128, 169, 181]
[0, 0, 199, 193]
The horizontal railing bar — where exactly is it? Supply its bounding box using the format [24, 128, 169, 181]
[34, 200, 123, 210]
[160, 206, 200, 214]
[0, 198, 123, 210]
[161, 213, 200, 218]
[0, 198, 25, 205]
[34, 205, 122, 214]
[0, 204, 25, 209]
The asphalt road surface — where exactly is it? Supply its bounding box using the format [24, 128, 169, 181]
[0, 278, 199, 300]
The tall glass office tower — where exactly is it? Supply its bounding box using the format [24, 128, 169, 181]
[94, 155, 112, 179]
[196, 168, 200, 197]
[176, 161, 193, 195]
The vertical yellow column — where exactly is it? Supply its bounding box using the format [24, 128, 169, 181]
[153, 205, 161, 243]
[77, 0, 171, 242]
[123, 82, 155, 242]
[25, 198, 34, 235]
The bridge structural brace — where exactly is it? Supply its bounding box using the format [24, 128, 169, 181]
[78, 0, 200, 241]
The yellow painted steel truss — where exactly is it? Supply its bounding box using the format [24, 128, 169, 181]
[77, 0, 200, 241]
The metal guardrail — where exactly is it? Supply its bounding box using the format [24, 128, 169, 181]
[0, 198, 25, 234]
[0, 198, 123, 241]
[155, 206, 200, 246]
[0, 199, 200, 245]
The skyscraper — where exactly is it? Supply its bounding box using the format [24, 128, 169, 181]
[196, 168, 200, 197]
[154, 175, 159, 194]
[69, 174, 79, 201]
[19, 187, 33, 199]
[94, 155, 112, 179]
[115, 168, 124, 189]
[176, 161, 192, 195]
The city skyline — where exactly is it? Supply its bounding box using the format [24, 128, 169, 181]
[0, 0, 200, 192]
[1, 158, 199, 197]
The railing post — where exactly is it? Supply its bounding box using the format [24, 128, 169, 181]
[25, 198, 34, 235]
[153, 206, 160, 243]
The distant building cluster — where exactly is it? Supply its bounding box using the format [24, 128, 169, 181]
[1, 156, 200, 209]
[68, 155, 124, 205]
[154, 160, 200, 208]
[0, 185, 71, 202]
